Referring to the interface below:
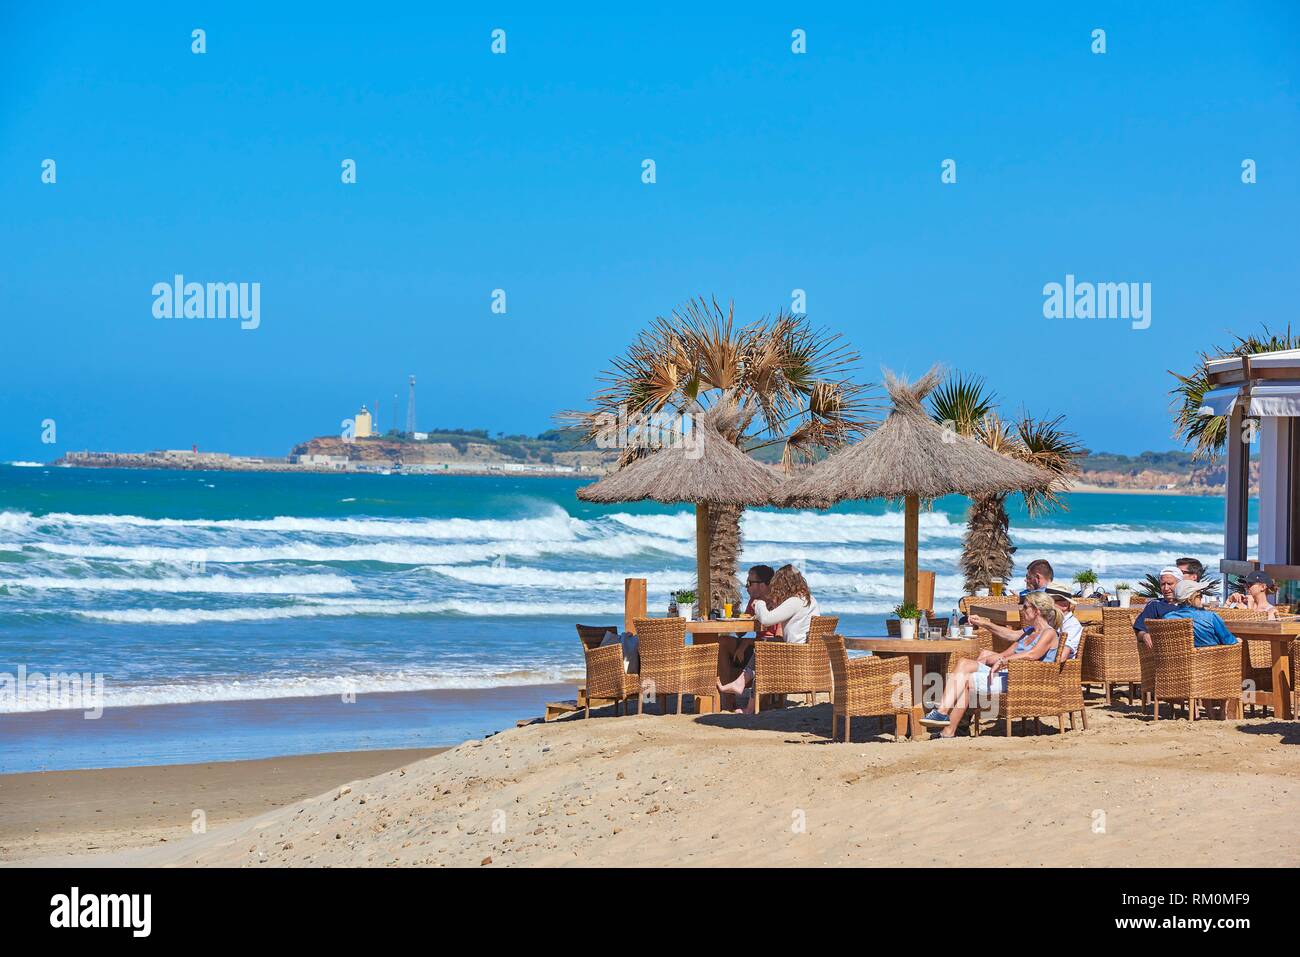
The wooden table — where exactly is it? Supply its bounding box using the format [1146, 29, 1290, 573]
[1225, 621, 1297, 720]
[967, 603, 1138, 627]
[685, 617, 755, 637]
[843, 637, 980, 740]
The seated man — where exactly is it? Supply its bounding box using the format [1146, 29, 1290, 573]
[1176, 557, 1206, 582]
[715, 565, 780, 706]
[1043, 585, 1083, 659]
[1134, 566, 1182, 648]
[1162, 579, 1239, 647]
[1018, 558, 1054, 599]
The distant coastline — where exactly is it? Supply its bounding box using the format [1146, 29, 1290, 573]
[31, 431, 1246, 496]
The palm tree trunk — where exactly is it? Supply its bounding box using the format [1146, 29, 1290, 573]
[708, 503, 743, 611]
[960, 493, 1015, 593]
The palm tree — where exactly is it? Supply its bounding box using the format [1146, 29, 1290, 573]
[1171, 324, 1300, 461]
[928, 373, 1083, 593]
[569, 297, 877, 605]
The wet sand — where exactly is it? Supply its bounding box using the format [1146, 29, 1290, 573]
[0, 747, 444, 862]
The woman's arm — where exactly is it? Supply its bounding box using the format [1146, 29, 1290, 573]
[967, 614, 1020, 643]
[751, 597, 802, 629]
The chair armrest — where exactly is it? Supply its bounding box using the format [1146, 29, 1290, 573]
[1006, 659, 1059, 683]
[1195, 643, 1242, 698]
[846, 656, 912, 708]
[681, 643, 721, 689]
[586, 643, 627, 697]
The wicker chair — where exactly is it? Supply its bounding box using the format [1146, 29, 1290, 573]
[1214, 610, 1273, 715]
[1059, 632, 1089, 731]
[752, 616, 838, 711]
[970, 651, 1064, 737]
[1144, 618, 1242, 721]
[1081, 609, 1144, 705]
[634, 617, 718, 715]
[576, 623, 620, 651]
[820, 635, 915, 741]
[577, 628, 640, 718]
[1292, 640, 1299, 716]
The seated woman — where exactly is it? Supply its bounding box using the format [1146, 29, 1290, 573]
[1223, 570, 1278, 620]
[1164, 579, 1241, 645]
[716, 564, 819, 710]
[920, 591, 1061, 737]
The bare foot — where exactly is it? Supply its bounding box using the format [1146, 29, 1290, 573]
[717, 674, 747, 695]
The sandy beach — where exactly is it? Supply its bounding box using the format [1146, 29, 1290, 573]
[0, 747, 443, 863]
[8, 701, 1296, 868]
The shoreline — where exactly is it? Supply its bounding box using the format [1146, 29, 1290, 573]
[0, 683, 578, 774]
[11, 464, 1228, 495]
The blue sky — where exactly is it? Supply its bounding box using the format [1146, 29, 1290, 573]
[1, 1, 1297, 461]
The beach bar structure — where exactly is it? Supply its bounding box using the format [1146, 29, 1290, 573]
[1202, 349, 1300, 596]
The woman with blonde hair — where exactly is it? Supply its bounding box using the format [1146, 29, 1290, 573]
[920, 591, 1060, 737]
[716, 564, 820, 706]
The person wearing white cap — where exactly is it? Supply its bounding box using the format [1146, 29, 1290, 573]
[1163, 579, 1239, 647]
[1133, 566, 1183, 648]
[1043, 585, 1083, 659]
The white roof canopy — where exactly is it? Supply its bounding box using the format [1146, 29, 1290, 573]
[1199, 382, 1300, 418]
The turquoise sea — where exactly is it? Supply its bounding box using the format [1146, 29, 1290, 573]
[0, 465, 1239, 771]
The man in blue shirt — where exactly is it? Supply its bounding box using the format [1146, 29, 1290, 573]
[1017, 558, 1054, 600]
[1134, 566, 1183, 648]
[1162, 579, 1239, 647]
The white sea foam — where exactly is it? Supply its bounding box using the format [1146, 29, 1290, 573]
[2, 507, 584, 541]
[75, 597, 627, 625]
[5, 535, 693, 565]
[0, 667, 587, 713]
[0, 574, 355, 595]
[610, 508, 964, 543]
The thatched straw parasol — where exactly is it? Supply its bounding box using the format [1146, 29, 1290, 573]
[577, 403, 779, 615]
[774, 366, 1055, 607]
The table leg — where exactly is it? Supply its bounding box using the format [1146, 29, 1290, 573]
[910, 706, 925, 741]
[1274, 647, 1294, 720]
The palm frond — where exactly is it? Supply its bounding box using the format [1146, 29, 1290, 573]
[1170, 324, 1300, 464]
[928, 373, 996, 437]
[1014, 413, 1084, 515]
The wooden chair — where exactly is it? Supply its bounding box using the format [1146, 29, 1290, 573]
[752, 615, 839, 711]
[634, 617, 718, 715]
[917, 570, 936, 614]
[1144, 619, 1242, 721]
[1081, 608, 1144, 705]
[820, 635, 915, 742]
[577, 629, 640, 718]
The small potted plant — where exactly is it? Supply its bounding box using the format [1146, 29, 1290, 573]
[1073, 569, 1099, 598]
[672, 589, 697, 620]
[894, 601, 921, 640]
[1114, 581, 1132, 608]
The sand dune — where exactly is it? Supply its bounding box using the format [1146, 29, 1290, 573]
[13, 701, 1298, 868]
